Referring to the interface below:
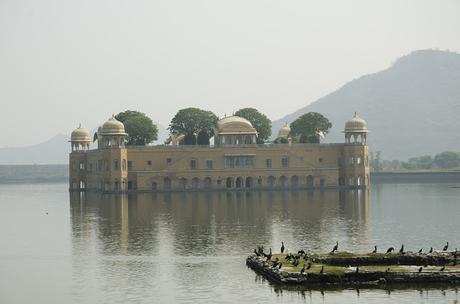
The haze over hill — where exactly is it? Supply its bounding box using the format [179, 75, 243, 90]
[2, 49, 460, 164]
[273, 49, 460, 160]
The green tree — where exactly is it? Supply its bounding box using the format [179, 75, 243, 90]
[169, 108, 218, 145]
[433, 151, 460, 169]
[234, 108, 272, 143]
[115, 110, 158, 145]
[290, 112, 332, 143]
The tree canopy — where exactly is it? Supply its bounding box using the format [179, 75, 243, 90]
[234, 108, 272, 143]
[290, 112, 332, 143]
[115, 110, 158, 145]
[169, 108, 218, 145]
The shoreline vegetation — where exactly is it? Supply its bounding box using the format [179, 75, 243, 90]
[1, 164, 460, 184]
[246, 250, 460, 288]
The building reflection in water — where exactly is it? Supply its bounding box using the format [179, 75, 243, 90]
[70, 189, 370, 256]
[69, 189, 370, 301]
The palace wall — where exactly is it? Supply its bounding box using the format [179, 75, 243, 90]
[69, 143, 369, 192]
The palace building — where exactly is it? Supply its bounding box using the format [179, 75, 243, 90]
[69, 113, 369, 192]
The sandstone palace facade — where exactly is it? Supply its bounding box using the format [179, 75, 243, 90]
[69, 114, 369, 192]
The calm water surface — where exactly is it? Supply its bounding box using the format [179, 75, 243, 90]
[0, 182, 459, 303]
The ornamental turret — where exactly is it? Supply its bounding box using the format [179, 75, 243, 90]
[344, 112, 368, 145]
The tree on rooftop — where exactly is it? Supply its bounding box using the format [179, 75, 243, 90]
[234, 108, 272, 144]
[115, 110, 158, 145]
[290, 112, 332, 143]
[169, 108, 218, 145]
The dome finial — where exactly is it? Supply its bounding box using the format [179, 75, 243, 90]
[354, 111, 357, 117]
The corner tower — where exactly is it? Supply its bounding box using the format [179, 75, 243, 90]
[69, 125, 91, 190]
[93, 116, 129, 192]
[341, 113, 370, 188]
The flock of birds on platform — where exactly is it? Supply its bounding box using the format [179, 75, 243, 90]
[253, 241, 458, 274]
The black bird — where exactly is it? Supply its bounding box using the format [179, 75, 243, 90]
[254, 249, 261, 257]
[300, 265, 306, 274]
[443, 242, 449, 251]
[418, 267, 423, 273]
[418, 248, 423, 253]
[278, 262, 283, 270]
[281, 242, 285, 254]
[331, 241, 338, 253]
[298, 250, 305, 255]
[440, 266, 445, 271]
[306, 262, 312, 270]
[319, 265, 324, 274]
[429, 247, 433, 253]
[372, 246, 377, 254]
[385, 267, 390, 273]
[386, 247, 394, 254]
[399, 244, 404, 254]
[266, 248, 272, 261]
[355, 266, 359, 273]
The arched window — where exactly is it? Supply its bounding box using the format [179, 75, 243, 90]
[291, 176, 299, 188]
[306, 175, 314, 188]
[164, 177, 172, 190]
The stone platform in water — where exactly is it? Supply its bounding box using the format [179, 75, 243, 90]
[246, 251, 460, 288]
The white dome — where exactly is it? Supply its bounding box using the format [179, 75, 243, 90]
[278, 123, 291, 138]
[100, 116, 127, 136]
[216, 116, 257, 134]
[70, 125, 91, 142]
[344, 113, 368, 133]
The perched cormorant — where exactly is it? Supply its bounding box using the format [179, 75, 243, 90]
[278, 262, 283, 270]
[418, 248, 423, 253]
[372, 246, 377, 254]
[418, 267, 423, 273]
[429, 247, 433, 253]
[319, 265, 324, 274]
[443, 242, 449, 251]
[386, 247, 394, 254]
[281, 242, 285, 254]
[254, 249, 261, 256]
[306, 262, 312, 270]
[440, 266, 445, 271]
[331, 241, 338, 253]
[385, 267, 390, 273]
[399, 244, 405, 254]
[300, 265, 306, 274]
[266, 248, 272, 261]
[355, 266, 359, 273]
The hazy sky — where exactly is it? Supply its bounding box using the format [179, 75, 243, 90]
[1, 0, 460, 147]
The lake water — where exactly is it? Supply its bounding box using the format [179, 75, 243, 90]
[0, 181, 459, 303]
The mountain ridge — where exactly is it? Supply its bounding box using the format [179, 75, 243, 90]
[272, 49, 460, 159]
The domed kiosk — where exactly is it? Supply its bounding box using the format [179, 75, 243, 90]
[277, 123, 291, 139]
[214, 116, 258, 146]
[96, 115, 128, 148]
[70, 124, 91, 151]
[344, 113, 368, 144]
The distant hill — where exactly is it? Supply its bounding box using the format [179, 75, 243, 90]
[0, 134, 70, 165]
[0, 164, 68, 183]
[272, 49, 460, 160]
[0, 125, 169, 165]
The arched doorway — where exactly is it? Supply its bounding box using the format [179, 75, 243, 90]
[164, 177, 172, 191]
[179, 178, 187, 190]
[204, 177, 212, 190]
[245, 177, 254, 189]
[192, 177, 200, 190]
[279, 176, 288, 188]
[235, 177, 243, 189]
[226, 177, 233, 189]
[291, 176, 299, 188]
[267, 176, 276, 189]
[306, 175, 314, 188]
